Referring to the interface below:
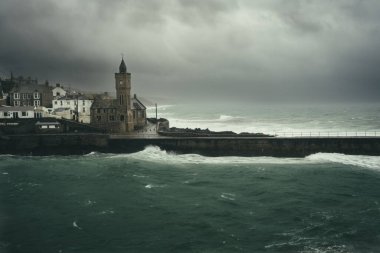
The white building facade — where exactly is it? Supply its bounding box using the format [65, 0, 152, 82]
[0, 106, 45, 119]
[52, 84, 67, 98]
[52, 95, 93, 123]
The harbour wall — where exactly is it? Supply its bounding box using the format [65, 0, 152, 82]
[109, 137, 380, 157]
[0, 134, 109, 155]
[1, 135, 380, 157]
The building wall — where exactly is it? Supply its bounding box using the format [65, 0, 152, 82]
[90, 107, 121, 133]
[133, 109, 147, 129]
[10, 91, 41, 107]
[52, 87, 67, 97]
[115, 72, 133, 132]
[52, 98, 93, 123]
[9, 85, 53, 107]
[0, 109, 38, 119]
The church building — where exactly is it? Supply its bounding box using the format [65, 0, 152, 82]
[90, 59, 147, 133]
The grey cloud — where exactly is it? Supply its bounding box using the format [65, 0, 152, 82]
[0, 0, 380, 103]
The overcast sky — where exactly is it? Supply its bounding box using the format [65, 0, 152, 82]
[1, 0, 380, 103]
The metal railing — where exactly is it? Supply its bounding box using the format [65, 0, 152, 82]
[270, 131, 379, 137]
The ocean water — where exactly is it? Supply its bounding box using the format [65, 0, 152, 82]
[150, 103, 380, 136]
[1, 103, 380, 253]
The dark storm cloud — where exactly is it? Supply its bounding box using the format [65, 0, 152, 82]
[0, 0, 380, 102]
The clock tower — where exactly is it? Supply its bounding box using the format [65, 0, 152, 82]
[115, 58, 133, 132]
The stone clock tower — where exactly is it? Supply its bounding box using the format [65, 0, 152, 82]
[115, 58, 134, 132]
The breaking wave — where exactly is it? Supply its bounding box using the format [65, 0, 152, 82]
[107, 146, 380, 170]
[306, 153, 380, 170]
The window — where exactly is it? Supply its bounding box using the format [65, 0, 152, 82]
[67, 101, 70, 105]
[54, 101, 58, 105]
[82, 100, 85, 106]
[97, 109, 101, 113]
[4, 112, 9, 117]
[103, 109, 106, 113]
[96, 116, 101, 121]
[60, 101, 63, 106]
[14, 101, 20, 106]
[27, 94, 32, 99]
[48, 125, 56, 129]
[22, 94, 26, 99]
[22, 112, 27, 117]
[33, 92, 40, 99]
[120, 115, 124, 121]
[109, 115, 115, 121]
[82, 107, 85, 113]
[34, 100, 40, 106]
[56, 92, 60, 96]
[14, 93, 20, 99]
[133, 111, 136, 119]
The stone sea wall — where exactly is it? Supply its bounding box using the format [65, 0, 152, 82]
[0, 134, 108, 155]
[1, 134, 380, 157]
[109, 137, 380, 157]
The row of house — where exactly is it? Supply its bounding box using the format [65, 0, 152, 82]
[0, 75, 94, 123]
[0, 58, 147, 132]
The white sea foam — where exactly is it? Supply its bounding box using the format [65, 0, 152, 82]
[72, 221, 82, 230]
[306, 153, 380, 170]
[220, 193, 236, 201]
[84, 200, 96, 206]
[97, 209, 115, 215]
[132, 174, 148, 178]
[110, 146, 310, 165]
[218, 114, 234, 121]
[84, 151, 99, 156]
[145, 184, 165, 189]
[110, 146, 380, 171]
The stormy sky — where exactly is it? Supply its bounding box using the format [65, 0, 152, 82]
[1, 0, 380, 103]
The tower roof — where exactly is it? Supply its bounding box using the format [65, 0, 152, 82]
[119, 58, 127, 73]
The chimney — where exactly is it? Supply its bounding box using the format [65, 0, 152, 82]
[134, 94, 137, 99]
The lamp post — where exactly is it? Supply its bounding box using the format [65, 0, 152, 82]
[155, 103, 158, 132]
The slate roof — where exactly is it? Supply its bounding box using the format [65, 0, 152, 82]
[10, 84, 51, 93]
[91, 94, 146, 110]
[91, 97, 118, 109]
[132, 97, 146, 110]
[56, 94, 94, 100]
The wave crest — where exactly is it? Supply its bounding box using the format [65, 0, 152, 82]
[109, 146, 380, 170]
[306, 153, 380, 170]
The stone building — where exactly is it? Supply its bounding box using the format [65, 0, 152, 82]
[90, 59, 146, 133]
[9, 82, 53, 107]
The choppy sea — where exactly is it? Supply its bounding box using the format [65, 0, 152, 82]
[1, 103, 380, 252]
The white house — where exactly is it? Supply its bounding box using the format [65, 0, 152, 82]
[52, 83, 67, 98]
[0, 106, 44, 119]
[52, 94, 93, 123]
